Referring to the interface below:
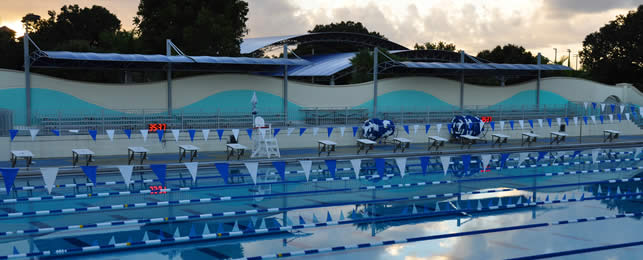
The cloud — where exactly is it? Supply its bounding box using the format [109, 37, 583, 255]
[543, 0, 641, 14]
[245, 0, 311, 37]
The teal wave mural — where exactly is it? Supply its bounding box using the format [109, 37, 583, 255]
[490, 90, 569, 108]
[354, 90, 457, 112]
[177, 90, 302, 118]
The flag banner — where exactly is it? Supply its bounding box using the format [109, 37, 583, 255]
[620, 105, 625, 114]
[246, 129, 253, 140]
[327, 127, 333, 138]
[610, 104, 615, 113]
[313, 127, 319, 136]
[215, 163, 229, 184]
[171, 129, 180, 142]
[481, 154, 491, 171]
[157, 130, 164, 142]
[528, 120, 533, 128]
[300, 128, 306, 136]
[601, 103, 606, 111]
[413, 124, 419, 135]
[419, 156, 430, 174]
[626, 113, 630, 121]
[340, 127, 345, 137]
[273, 128, 281, 137]
[244, 162, 259, 185]
[272, 161, 286, 180]
[635, 147, 642, 158]
[547, 118, 552, 128]
[325, 160, 337, 178]
[0, 168, 19, 195]
[140, 130, 148, 142]
[632, 106, 636, 113]
[425, 124, 431, 134]
[564, 117, 569, 126]
[41, 167, 58, 194]
[518, 120, 524, 130]
[437, 124, 442, 135]
[599, 115, 604, 124]
[9, 129, 18, 141]
[461, 155, 471, 174]
[118, 165, 133, 188]
[350, 159, 362, 179]
[590, 115, 596, 125]
[608, 114, 613, 123]
[538, 119, 543, 128]
[536, 151, 548, 162]
[592, 149, 600, 164]
[584, 102, 588, 110]
[500, 153, 511, 168]
[300, 160, 312, 181]
[184, 162, 198, 182]
[573, 117, 578, 126]
[375, 158, 386, 178]
[216, 129, 225, 141]
[125, 129, 133, 139]
[352, 126, 359, 137]
[571, 150, 582, 160]
[447, 124, 452, 134]
[80, 166, 97, 185]
[106, 130, 115, 141]
[518, 152, 529, 166]
[287, 128, 294, 136]
[509, 120, 514, 130]
[556, 118, 561, 126]
[440, 156, 451, 175]
[500, 121, 505, 131]
[640, 107, 642, 116]
[592, 102, 597, 110]
[395, 157, 407, 178]
[69, 129, 79, 133]
[617, 114, 622, 121]
[29, 129, 39, 141]
[89, 130, 97, 141]
[403, 125, 409, 135]
[202, 129, 210, 142]
[150, 164, 167, 186]
[490, 121, 495, 131]
[229, 129, 239, 141]
[51, 129, 60, 136]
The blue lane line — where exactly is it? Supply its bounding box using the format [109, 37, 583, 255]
[507, 240, 643, 260]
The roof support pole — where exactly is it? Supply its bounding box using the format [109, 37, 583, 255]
[459, 50, 464, 110]
[373, 47, 378, 117]
[166, 39, 172, 115]
[283, 45, 289, 123]
[536, 52, 541, 106]
[24, 33, 31, 126]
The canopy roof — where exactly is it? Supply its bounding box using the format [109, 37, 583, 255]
[240, 32, 409, 54]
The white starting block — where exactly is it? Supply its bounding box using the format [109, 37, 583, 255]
[179, 145, 200, 162]
[603, 130, 620, 142]
[11, 150, 33, 167]
[356, 139, 376, 154]
[317, 140, 337, 156]
[491, 133, 509, 147]
[72, 149, 95, 166]
[521, 132, 539, 146]
[392, 137, 411, 152]
[550, 132, 568, 144]
[128, 146, 149, 165]
[428, 136, 447, 150]
[460, 135, 479, 149]
[226, 143, 247, 160]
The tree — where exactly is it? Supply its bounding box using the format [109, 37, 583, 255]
[349, 48, 403, 84]
[135, 0, 249, 56]
[0, 27, 22, 70]
[477, 44, 549, 64]
[293, 21, 387, 56]
[580, 5, 642, 88]
[21, 13, 40, 34]
[413, 41, 456, 51]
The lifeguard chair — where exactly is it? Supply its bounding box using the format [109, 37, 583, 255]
[250, 116, 281, 158]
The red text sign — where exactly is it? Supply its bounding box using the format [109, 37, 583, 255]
[481, 117, 493, 123]
[150, 185, 167, 194]
[148, 123, 167, 132]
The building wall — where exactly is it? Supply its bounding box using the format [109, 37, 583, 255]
[0, 69, 641, 125]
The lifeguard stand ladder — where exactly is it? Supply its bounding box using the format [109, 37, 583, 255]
[250, 117, 281, 158]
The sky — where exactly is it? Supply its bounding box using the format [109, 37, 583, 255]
[1, 0, 641, 65]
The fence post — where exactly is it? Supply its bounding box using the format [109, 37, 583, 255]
[345, 107, 348, 125]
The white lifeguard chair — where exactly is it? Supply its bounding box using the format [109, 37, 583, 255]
[250, 116, 281, 158]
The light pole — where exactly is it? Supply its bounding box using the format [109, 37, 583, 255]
[567, 49, 571, 67]
[553, 48, 557, 63]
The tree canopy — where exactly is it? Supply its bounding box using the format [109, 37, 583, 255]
[413, 41, 456, 51]
[292, 21, 387, 56]
[135, 0, 249, 56]
[579, 5, 642, 88]
[476, 44, 549, 64]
